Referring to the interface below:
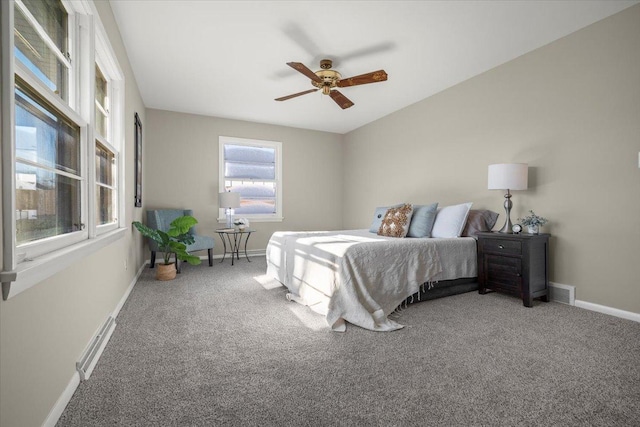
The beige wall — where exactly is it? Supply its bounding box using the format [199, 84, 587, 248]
[144, 109, 344, 254]
[0, 2, 147, 426]
[342, 5, 640, 314]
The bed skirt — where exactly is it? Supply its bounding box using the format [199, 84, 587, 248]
[403, 277, 478, 305]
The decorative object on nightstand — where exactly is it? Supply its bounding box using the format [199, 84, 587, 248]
[477, 232, 550, 307]
[219, 191, 241, 228]
[518, 210, 548, 235]
[234, 218, 249, 230]
[488, 163, 528, 234]
[512, 224, 522, 234]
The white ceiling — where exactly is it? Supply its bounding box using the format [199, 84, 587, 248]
[110, 0, 638, 134]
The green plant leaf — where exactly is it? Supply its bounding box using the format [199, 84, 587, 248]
[132, 215, 203, 267]
[168, 215, 198, 237]
[181, 254, 202, 265]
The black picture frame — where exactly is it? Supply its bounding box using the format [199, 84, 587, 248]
[134, 112, 142, 207]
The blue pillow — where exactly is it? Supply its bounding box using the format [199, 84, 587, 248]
[407, 203, 439, 238]
[369, 204, 402, 233]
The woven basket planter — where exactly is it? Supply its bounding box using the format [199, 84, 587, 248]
[156, 263, 177, 281]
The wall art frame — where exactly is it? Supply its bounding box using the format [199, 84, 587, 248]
[134, 112, 142, 207]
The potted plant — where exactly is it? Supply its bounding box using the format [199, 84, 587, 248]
[132, 215, 202, 280]
[518, 210, 548, 234]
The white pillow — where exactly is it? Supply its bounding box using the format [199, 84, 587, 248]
[431, 202, 473, 238]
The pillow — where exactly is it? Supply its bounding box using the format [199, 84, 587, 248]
[407, 202, 439, 238]
[431, 202, 473, 238]
[377, 204, 413, 238]
[369, 204, 403, 233]
[462, 209, 500, 237]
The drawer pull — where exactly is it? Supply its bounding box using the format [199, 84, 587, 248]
[499, 245, 504, 249]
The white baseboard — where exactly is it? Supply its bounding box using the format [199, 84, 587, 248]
[42, 371, 80, 427]
[42, 261, 146, 427]
[113, 260, 147, 317]
[575, 300, 640, 323]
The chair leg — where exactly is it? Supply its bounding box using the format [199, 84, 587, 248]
[208, 248, 213, 266]
[150, 251, 156, 268]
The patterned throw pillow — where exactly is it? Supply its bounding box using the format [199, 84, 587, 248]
[378, 204, 414, 238]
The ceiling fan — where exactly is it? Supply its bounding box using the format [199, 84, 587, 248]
[275, 59, 388, 109]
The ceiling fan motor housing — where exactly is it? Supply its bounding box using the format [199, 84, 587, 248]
[312, 60, 341, 95]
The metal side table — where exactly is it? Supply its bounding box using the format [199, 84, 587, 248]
[215, 228, 255, 265]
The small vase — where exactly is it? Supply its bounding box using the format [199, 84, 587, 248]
[156, 263, 177, 281]
[527, 225, 539, 234]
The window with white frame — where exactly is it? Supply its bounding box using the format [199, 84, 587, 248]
[219, 136, 283, 222]
[94, 63, 117, 229]
[15, 78, 83, 246]
[1, 0, 125, 296]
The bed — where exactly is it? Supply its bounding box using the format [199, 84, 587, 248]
[265, 229, 478, 332]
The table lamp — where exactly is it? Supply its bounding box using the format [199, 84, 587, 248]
[219, 191, 240, 228]
[488, 163, 528, 233]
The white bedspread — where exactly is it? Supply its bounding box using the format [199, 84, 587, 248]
[266, 229, 477, 332]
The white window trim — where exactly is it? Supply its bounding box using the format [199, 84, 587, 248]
[218, 136, 283, 223]
[93, 9, 125, 236]
[0, 0, 126, 300]
[94, 138, 119, 234]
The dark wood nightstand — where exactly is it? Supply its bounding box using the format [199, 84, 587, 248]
[477, 232, 550, 307]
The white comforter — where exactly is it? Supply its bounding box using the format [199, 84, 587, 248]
[266, 229, 476, 332]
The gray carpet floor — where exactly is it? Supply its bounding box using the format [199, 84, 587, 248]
[58, 258, 640, 426]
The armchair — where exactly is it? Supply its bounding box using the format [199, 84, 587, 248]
[146, 209, 214, 272]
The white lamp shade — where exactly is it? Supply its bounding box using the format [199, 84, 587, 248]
[219, 191, 240, 208]
[488, 163, 528, 190]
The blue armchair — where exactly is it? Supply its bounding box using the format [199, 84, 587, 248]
[146, 209, 215, 272]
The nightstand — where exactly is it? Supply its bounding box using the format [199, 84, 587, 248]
[477, 232, 550, 307]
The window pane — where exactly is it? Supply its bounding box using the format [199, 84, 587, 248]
[95, 65, 107, 107]
[95, 143, 114, 186]
[96, 142, 116, 225]
[224, 144, 276, 180]
[226, 181, 276, 215]
[14, 0, 68, 98]
[95, 111, 107, 139]
[225, 161, 275, 180]
[15, 83, 80, 175]
[95, 65, 108, 137]
[16, 163, 81, 245]
[96, 186, 115, 225]
[224, 144, 275, 163]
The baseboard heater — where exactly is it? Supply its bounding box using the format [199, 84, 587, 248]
[549, 282, 575, 306]
[76, 315, 116, 381]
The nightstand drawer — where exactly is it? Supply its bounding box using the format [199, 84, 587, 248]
[482, 238, 522, 255]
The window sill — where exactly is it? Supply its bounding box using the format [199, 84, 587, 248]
[217, 216, 284, 223]
[1, 227, 127, 300]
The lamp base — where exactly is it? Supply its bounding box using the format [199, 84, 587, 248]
[225, 208, 235, 228]
[498, 190, 513, 234]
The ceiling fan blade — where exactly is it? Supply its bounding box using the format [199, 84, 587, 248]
[275, 89, 318, 101]
[286, 62, 322, 83]
[337, 70, 388, 88]
[329, 90, 354, 109]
